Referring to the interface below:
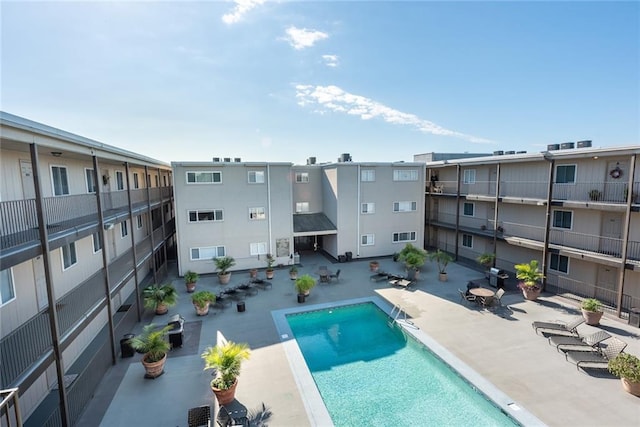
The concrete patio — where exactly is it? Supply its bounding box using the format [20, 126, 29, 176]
[76, 252, 640, 427]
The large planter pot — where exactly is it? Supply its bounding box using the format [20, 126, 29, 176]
[369, 262, 379, 272]
[218, 272, 231, 285]
[581, 309, 604, 326]
[249, 269, 258, 279]
[521, 286, 541, 301]
[621, 378, 640, 397]
[194, 302, 210, 316]
[297, 294, 306, 303]
[265, 270, 274, 279]
[438, 272, 447, 282]
[142, 353, 167, 378]
[155, 303, 169, 315]
[185, 282, 196, 293]
[212, 379, 239, 405]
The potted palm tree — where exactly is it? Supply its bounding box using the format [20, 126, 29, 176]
[476, 252, 496, 279]
[214, 256, 236, 284]
[429, 249, 453, 282]
[265, 254, 275, 279]
[184, 270, 199, 293]
[289, 265, 299, 280]
[514, 260, 545, 301]
[142, 284, 178, 315]
[608, 353, 640, 397]
[202, 341, 251, 405]
[581, 298, 604, 325]
[128, 323, 172, 378]
[398, 244, 428, 280]
[191, 290, 216, 316]
[294, 274, 316, 303]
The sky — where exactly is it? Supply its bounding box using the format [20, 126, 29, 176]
[1, 1, 639, 165]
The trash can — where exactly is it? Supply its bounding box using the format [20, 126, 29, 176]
[167, 314, 184, 348]
[629, 308, 640, 328]
[490, 268, 507, 289]
[338, 255, 347, 263]
[345, 251, 353, 262]
[120, 334, 135, 358]
[237, 301, 246, 312]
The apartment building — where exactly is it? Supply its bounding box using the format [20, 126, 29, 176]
[173, 158, 425, 274]
[0, 112, 175, 426]
[423, 143, 640, 319]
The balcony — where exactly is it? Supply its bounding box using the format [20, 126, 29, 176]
[553, 181, 640, 204]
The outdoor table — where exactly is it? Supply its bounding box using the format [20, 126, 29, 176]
[469, 287, 495, 306]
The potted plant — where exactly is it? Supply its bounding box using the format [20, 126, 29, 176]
[289, 265, 298, 280]
[581, 298, 604, 325]
[128, 323, 172, 378]
[184, 270, 199, 293]
[265, 254, 275, 279]
[429, 249, 453, 282]
[201, 341, 251, 405]
[249, 268, 258, 279]
[214, 256, 236, 284]
[191, 290, 216, 316]
[608, 353, 640, 397]
[515, 260, 545, 301]
[369, 260, 380, 272]
[477, 252, 496, 279]
[142, 284, 178, 315]
[588, 189, 602, 201]
[398, 244, 428, 279]
[294, 274, 316, 302]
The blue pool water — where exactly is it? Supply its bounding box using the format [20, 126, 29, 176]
[286, 303, 518, 426]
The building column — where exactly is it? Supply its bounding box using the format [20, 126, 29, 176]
[541, 156, 555, 291]
[124, 162, 142, 321]
[616, 153, 636, 316]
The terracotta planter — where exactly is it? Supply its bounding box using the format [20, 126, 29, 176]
[142, 353, 166, 378]
[581, 309, 604, 326]
[194, 302, 210, 316]
[212, 379, 239, 405]
[621, 378, 640, 397]
[218, 272, 231, 285]
[249, 269, 258, 279]
[185, 282, 196, 293]
[521, 286, 541, 301]
[265, 270, 274, 279]
[438, 272, 447, 282]
[155, 303, 169, 315]
[370, 262, 379, 272]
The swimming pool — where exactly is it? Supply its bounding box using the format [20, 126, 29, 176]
[273, 297, 543, 426]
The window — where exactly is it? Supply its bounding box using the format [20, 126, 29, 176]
[114, 171, 124, 191]
[92, 232, 102, 252]
[393, 170, 418, 181]
[250, 242, 268, 256]
[190, 246, 225, 260]
[463, 202, 475, 216]
[121, 220, 128, 238]
[463, 169, 476, 184]
[187, 171, 222, 184]
[137, 215, 143, 229]
[462, 234, 473, 248]
[295, 172, 309, 183]
[188, 209, 223, 222]
[62, 242, 77, 270]
[361, 170, 375, 182]
[556, 165, 576, 184]
[248, 171, 265, 184]
[550, 253, 569, 273]
[249, 207, 266, 220]
[552, 210, 572, 229]
[51, 166, 69, 196]
[361, 234, 375, 246]
[0, 268, 16, 305]
[295, 202, 310, 213]
[133, 173, 140, 189]
[392, 231, 416, 242]
[85, 168, 96, 193]
[393, 201, 417, 212]
[361, 203, 375, 214]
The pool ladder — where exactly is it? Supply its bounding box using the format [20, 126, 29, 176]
[389, 304, 407, 326]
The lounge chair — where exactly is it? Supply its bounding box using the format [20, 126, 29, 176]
[188, 405, 211, 427]
[458, 289, 477, 305]
[392, 278, 412, 288]
[548, 330, 612, 353]
[216, 405, 249, 427]
[564, 337, 628, 372]
[251, 278, 272, 290]
[531, 316, 584, 336]
[370, 271, 389, 282]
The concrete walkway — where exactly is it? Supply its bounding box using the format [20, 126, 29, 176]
[76, 252, 640, 427]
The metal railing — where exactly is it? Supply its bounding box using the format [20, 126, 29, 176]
[553, 181, 639, 204]
[549, 229, 623, 257]
[0, 388, 22, 427]
[56, 271, 106, 337]
[499, 181, 548, 199]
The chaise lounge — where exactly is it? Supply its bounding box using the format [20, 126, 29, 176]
[532, 316, 584, 336]
[548, 330, 612, 353]
[564, 337, 628, 372]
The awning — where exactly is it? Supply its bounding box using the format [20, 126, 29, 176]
[293, 213, 337, 236]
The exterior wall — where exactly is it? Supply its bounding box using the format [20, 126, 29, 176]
[291, 165, 323, 213]
[321, 167, 339, 227]
[335, 165, 359, 256]
[0, 259, 38, 336]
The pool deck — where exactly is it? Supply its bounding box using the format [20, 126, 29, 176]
[76, 252, 640, 427]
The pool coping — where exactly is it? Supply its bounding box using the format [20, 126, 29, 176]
[272, 296, 546, 427]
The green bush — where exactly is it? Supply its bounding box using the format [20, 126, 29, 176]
[608, 353, 640, 382]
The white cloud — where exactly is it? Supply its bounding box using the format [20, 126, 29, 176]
[295, 85, 492, 143]
[284, 26, 328, 50]
[322, 54, 339, 68]
[222, 0, 266, 25]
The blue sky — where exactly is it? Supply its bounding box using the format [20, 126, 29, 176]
[2, 1, 638, 164]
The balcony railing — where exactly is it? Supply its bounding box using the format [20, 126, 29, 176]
[0, 199, 39, 249]
[552, 181, 639, 204]
[549, 228, 623, 257]
[497, 221, 545, 242]
[500, 181, 548, 199]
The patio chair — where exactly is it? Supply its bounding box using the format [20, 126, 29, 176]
[217, 405, 249, 427]
[392, 278, 413, 289]
[328, 269, 341, 282]
[564, 337, 628, 372]
[188, 405, 211, 427]
[548, 330, 612, 353]
[531, 316, 584, 336]
[458, 289, 477, 305]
